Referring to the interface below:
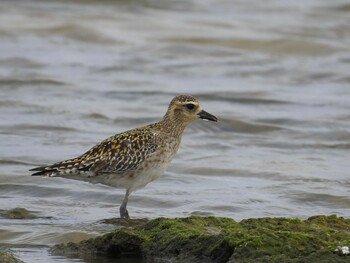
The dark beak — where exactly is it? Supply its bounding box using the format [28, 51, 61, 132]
[198, 110, 218, 122]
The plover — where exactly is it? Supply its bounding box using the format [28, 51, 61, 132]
[30, 95, 217, 219]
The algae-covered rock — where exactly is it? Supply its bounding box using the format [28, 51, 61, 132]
[100, 217, 149, 227]
[0, 207, 37, 219]
[141, 217, 235, 263]
[0, 250, 24, 263]
[53, 215, 350, 263]
[230, 215, 350, 263]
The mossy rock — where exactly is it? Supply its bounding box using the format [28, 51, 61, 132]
[52, 215, 350, 263]
[0, 250, 24, 263]
[100, 217, 149, 227]
[141, 217, 235, 262]
[0, 207, 37, 219]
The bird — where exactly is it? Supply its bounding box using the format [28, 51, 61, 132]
[30, 95, 218, 219]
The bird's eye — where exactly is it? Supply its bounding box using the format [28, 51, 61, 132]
[186, 103, 195, 110]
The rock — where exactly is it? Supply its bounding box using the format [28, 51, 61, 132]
[0, 250, 24, 263]
[0, 207, 37, 219]
[52, 215, 350, 263]
[100, 217, 149, 227]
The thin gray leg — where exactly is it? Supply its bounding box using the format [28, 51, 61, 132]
[120, 189, 130, 219]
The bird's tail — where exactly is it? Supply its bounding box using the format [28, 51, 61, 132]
[30, 166, 59, 176]
[30, 156, 93, 176]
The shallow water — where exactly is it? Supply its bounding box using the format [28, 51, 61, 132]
[0, 0, 350, 262]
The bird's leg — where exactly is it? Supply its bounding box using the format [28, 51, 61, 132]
[120, 189, 130, 219]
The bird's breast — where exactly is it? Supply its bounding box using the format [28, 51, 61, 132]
[129, 138, 181, 190]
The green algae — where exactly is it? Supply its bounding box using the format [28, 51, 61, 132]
[53, 215, 350, 263]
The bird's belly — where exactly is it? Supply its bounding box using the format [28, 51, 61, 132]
[83, 163, 168, 190]
[131, 163, 168, 190]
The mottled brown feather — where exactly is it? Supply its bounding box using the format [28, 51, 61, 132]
[31, 127, 160, 176]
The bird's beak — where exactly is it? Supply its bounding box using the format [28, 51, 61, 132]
[197, 110, 218, 122]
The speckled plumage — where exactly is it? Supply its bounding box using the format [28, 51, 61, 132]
[30, 95, 217, 218]
[31, 128, 161, 177]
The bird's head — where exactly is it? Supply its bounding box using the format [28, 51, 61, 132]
[164, 95, 218, 125]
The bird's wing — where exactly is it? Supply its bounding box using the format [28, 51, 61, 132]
[30, 128, 161, 176]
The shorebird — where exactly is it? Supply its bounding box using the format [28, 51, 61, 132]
[30, 95, 217, 219]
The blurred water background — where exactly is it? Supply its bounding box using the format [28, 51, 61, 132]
[0, 0, 349, 262]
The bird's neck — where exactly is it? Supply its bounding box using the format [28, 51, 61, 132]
[157, 115, 189, 138]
